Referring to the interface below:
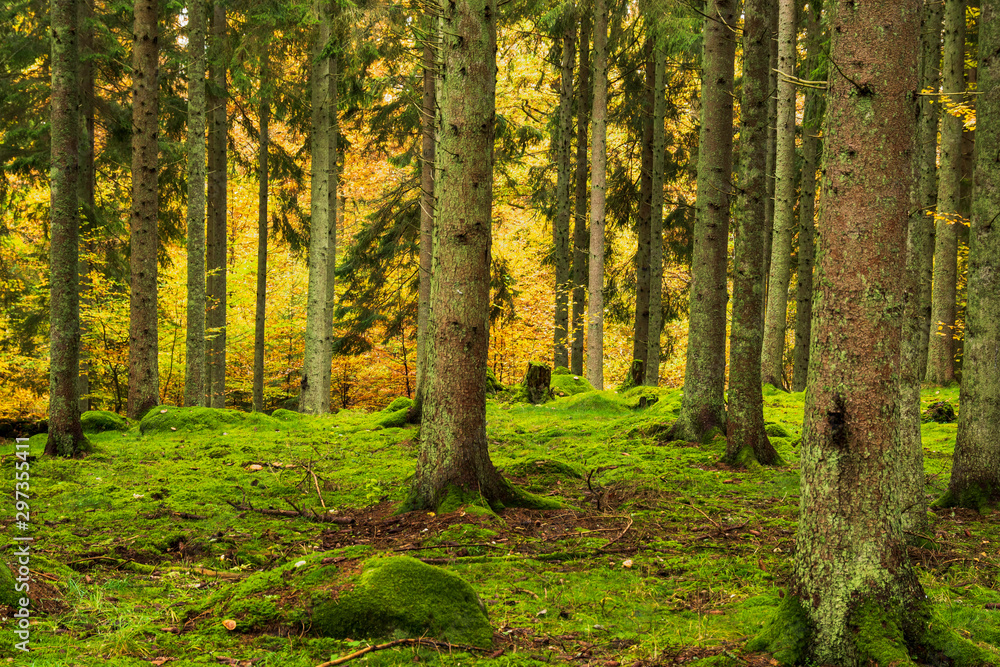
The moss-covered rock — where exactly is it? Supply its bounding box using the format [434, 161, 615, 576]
[922, 401, 957, 424]
[504, 458, 582, 480]
[376, 408, 409, 429]
[764, 422, 791, 438]
[549, 374, 597, 399]
[140, 407, 246, 434]
[551, 391, 629, 415]
[80, 410, 129, 433]
[382, 397, 413, 413]
[311, 556, 492, 648]
[270, 408, 299, 421]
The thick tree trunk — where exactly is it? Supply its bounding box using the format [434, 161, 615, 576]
[205, 1, 227, 408]
[184, 0, 207, 407]
[127, 0, 160, 420]
[725, 0, 780, 467]
[645, 41, 666, 386]
[47, 0, 88, 455]
[553, 15, 575, 370]
[669, 0, 736, 441]
[411, 0, 512, 511]
[252, 56, 269, 414]
[940, 6, 1000, 510]
[586, 0, 609, 390]
[299, 2, 331, 414]
[760, 0, 796, 390]
[631, 38, 654, 375]
[570, 11, 591, 377]
[926, 0, 966, 386]
[321, 53, 339, 412]
[791, 0, 823, 393]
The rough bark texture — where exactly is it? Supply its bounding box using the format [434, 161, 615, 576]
[926, 0, 966, 386]
[760, 0, 796, 390]
[791, 0, 823, 393]
[941, 5, 1000, 510]
[252, 57, 269, 414]
[762, 7, 778, 285]
[553, 16, 575, 370]
[523, 362, 553, 404]
[205, 1, 227, 408]
[916, 0, 944, 381]
[411, 0, 512, 511]
[725, 0, 780, 468]
[127, 0, 160, 419]
[77, 0, 94, 413]
[586, 0, 609, 390]
[47, 0, 88, 456]
[670, 0, 736, 441]
[645, 43, 666, 386]
[570, 11, 591, 377]
[184, 0, 207, 407]
[631, 39, 654, 375]
[321, 53, 339, 411]
[299, 2, 331, 414]
[758, 2, 935, 662]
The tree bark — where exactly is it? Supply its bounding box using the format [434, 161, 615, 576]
[570, 10, 591, 377]
[299, 1, 331, 414]
[127, 0, 160, 419]
[205, 1, 228, 408]
[725, 0, 780, 467]
[77, 0, 95, 414]
[940, 3, 1000, 510]
[184, 0, 207, 408]
[760, 0, 796, 390]
[321, 51, 339, 412]
[669, 0, 736, 441]
[410, 0, 512, 511]
[553, 13, 575, 370]
[926, 0, 966, 386]
[645, 40, 666, 386]
[631, 38, 654, 376]
[252, 52, 269, 414]
[585, 0, 609, 390]
[762, 7, 778, 287]
[47, 0, 88, 455]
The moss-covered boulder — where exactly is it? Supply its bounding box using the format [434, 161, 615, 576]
[382, 397, 413, 413]
[922, 401, 956, 424]
[270, 408, 299, 421]
[376, 408, 409, 429]
[764, 422, 791, 438]
[550, 373, 595, 398]
[140, 407, 258, 434]
[311, 556, 492, 648]
[80, 410, 129, 433]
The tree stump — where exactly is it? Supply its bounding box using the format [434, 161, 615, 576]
[523, 362, 552, 404]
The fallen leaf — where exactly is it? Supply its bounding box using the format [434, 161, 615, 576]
[222, 619, 237, 631]
[622, 559, 633, 568]
[247, 464, 263, 471]
[151, 658, 173, 666]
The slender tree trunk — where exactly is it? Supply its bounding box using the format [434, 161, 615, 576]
[725, 0, 780, 467]
[586, 0, 609, 390]
[321, 52, 339, 413]
[184, 0, 207, 407]
[760, 0, 796, 390]
[791, 0, 823, 393]
[299, 1, 330, 414]
[926, 0, 966, 385]
[570, 10, 591, 377]
[410, 0, 512, 511]
[77, 0, 94, 414]
[940, 4, 1000, 509]
[47, 0, 88, 455]
[205, 1, 228, 407]
[631, 38, 654, 382]
[645, 40, 666, 386]
[553, 14, 575, 370]
[917, 0, 944, 381]
[669, 0, 737, 441]
[762, 7, 778, 286]
[127, 0, 160, 419]
[252, 54, 269, 414]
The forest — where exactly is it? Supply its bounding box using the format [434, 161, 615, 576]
[1, 0, 1000, 664]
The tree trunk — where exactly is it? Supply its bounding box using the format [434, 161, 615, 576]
[77, 0, 95, 414]
[586, 0, 609, 391]
[321, 52, 339, 413]
[926, 0, 966, 386]
[725, 0, 780, 467]
[762, 7, 778, 287]
[760, 0, 796, 390]
[645, 40, 666, 386]
[205, 1, 227, 408]
[299, 1, 331, 414]
[252, 53, 269, 414]
[669, 0, 736, 442]
[940, 4, 1000, 510]
[791, 0, 823, 393]
[917, 0, 944, 381]
[553, 13, 575, 370]
[631, 38, 654, 377]
[523, 362, 553, 404]
[127, 0, 160, 420]
[47, 0, 88, 455]
[184, 0, 207, 408]
[410, 0, 512, 512]
[570, 10, 591, 377]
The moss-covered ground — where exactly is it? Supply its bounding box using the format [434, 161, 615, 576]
[0, 383, 997, 666]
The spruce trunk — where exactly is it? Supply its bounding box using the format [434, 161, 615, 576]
[570, 11, 591, 377]
[631, 39, 654, 378]
[586, 0, 609, 390]
[252, 56, 269, 414]
[205, 1, 227, 408]
[321, 52, 339, 412]
[645, 42, 666, 386]
[553, 16, 575, 370]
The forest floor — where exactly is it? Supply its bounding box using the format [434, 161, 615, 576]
[1, 383, 998, 666]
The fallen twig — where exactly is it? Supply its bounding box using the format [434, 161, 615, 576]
[224, 500, 354, 524]
[315, 637, 491, 666]
[310, 469, 327, 509]
[599, 515, 633, 552]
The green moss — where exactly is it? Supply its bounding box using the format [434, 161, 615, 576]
[503, 458, 582, 479]
[310, 556, 493, 648]
[764, 422, 791, 438]
[853, 599, 914, 666]
[376, 408, 409, 429]
[140, 407, 245, 434]
[552, 366, 572, 375]
[745, 595, 811, 665]
[270, 408, 299, 421]
[550, 391, 628, 415]
[917, 613, 1000, 667]
[933, 483, 996, 513]
[80, 410, 129, 433]
[549, 373, 595, 398]
[0, 561, 22, 607]
[382, 397, 413, 413]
